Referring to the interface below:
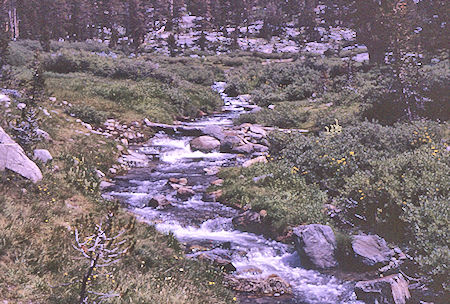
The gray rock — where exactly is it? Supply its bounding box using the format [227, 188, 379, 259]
[202, 125, 225, 140]
[293, 224, 338, 269]
[250, 106, 262, 113]
[249, 125, 267, 137]
[252, 144, 269, 152]
[220, 134, 244, 152]
[355, 273, 410, 304]
[17, 103, 26, 110]
[35, 129, 52, 142]
[0, 127, 43, 183]
[352, 235, 394, 267]
[99, 181, 114, 190]
[147, 195, 172, 208]
[33, 149, 53, 164]
[197, 253, 236, 273]
[176, 187, 196, 199]
[233, 143, 254, 154]
[190, 136, 220, 152]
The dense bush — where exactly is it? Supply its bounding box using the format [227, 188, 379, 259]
[43, 50, 158, 80]
[219, 163, 328, 234]
[403, 198, 449, 291]
[267, 120, 448, 287]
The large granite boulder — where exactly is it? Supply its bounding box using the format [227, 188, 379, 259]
[355, 273, 410, 304]
[0, 127, 43, 183]
[352, 235, 394, 267]
[293, 224, 338, 269]
[190, 136, 220, 152]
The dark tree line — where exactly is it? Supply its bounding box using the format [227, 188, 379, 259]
[0, 0, 447, 62]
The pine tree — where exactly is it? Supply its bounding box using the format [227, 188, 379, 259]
[167, 33, 177, 57]
[0, 1, 10, 72]
[126, 0, 147, 51]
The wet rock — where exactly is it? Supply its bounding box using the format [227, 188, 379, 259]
[248, 125, 267, 137]
[243, 156, 268, 168]
[99, 181, 114, 190]
[232, 210, 264, 234]
[178, 177, 188, 186]
[208, 189, 223, 201]
[203, 125, 226, 141]
[33, 149, 53, 164]
[352, 235, 394, 267]
[293, 224, 338, 269]
[204, 166, 220, 175]
[220, 134, 245, 152]
[169, 177, 179, 183]
[147, 194, 172, 208]
[190, 136, 220, 152]
[197, 253, 236, 273]
[118, 150, 149, 167]
[253, 144, 269, 153]
[233, 143, 254, 154]
[177, 187, 196, 199]
[224, 274, 291, 296]
[355, 273, 410, 304]
[214, 257, 237, 272]
[0, 126, 43, 183]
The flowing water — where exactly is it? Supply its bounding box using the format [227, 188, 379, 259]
[103, 82, 362, 304]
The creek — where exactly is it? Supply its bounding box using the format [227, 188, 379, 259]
[103, 82, 363, 304]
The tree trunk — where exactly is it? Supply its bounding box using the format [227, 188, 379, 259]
[366, 41, 387, 65]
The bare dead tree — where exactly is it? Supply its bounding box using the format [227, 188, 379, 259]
[72, 212, 133, 304]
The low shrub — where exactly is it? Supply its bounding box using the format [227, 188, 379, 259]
[43, 50, 157, 80]
[219, 163, 328, 234]
[65, 104, 107, 125]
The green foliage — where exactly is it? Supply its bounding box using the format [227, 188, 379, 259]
[62, 155, 101, 196]
[219, 163, 328, 234]
[261, 120, 449, 288]
[65, 104, 107, 126]
[403, 198, 449, 291]
[42, 50, 157, 80]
